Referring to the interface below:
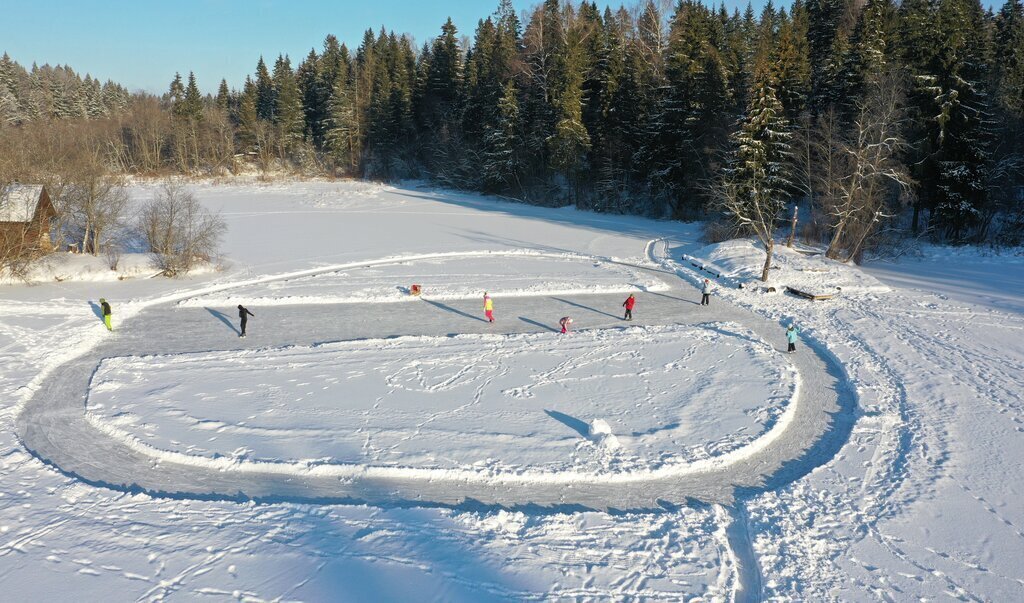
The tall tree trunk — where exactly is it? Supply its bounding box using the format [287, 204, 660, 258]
[826, 220, 846, 260]
[761, 239, 774, 282]
[787, 204, 798, 248]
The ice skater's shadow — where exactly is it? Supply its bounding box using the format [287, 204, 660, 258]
[519, 317, 558, 332]
[422, 299, 488, 323]
[545, 410, 589, 439]
[550, 296, 620, 319]
[646, 290, 700, 305]
[88, 301, 104, 323]
[205, 307, 240, 335]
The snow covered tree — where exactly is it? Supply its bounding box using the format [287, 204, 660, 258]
[168, 72, 185, 116]
[926, 0, 995, 242]
[544, 1, 592, 200]
[717, 66, 794, 281]
[272, 55, 304, 153]
[326, 75, 361, 172]
[995, 0, 1024, 118]
[643, 1, 731, 217]
[482, 81, 523, 192]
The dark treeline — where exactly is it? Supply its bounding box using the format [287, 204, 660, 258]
[3, 0, 1024, 259]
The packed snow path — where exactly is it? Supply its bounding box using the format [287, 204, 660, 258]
[16, 264, 852, 511]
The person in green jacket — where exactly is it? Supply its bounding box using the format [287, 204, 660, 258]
[100, 298, 113, 331]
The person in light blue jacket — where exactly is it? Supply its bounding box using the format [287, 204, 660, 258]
[701, 278, 714, 306]
[786, 324, 799, 353]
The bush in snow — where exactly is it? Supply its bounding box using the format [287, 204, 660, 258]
[137, 183, 226, 276]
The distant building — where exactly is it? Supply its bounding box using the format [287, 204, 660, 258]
[0, 184, 57, 252]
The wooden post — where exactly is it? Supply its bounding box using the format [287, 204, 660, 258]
[787, 204, 798, 248]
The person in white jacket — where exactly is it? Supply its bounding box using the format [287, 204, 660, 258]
[701, 278, 714, 306]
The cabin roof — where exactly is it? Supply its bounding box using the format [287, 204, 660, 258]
[0, 185, 45, 222]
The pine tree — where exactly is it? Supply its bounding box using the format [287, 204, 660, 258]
[0, 53, 23, 124]
[216, 79, 230, 111]
[544, 1, 592, 198]
[899, 0, 942, 232]
[483, 81, 524, 192]
[101, 80, 128, 115]
[806, 0, 846, 111]
[928, 0, 995, 241]
[843, 0, 899, 109]
[272, 55, 304, 149]
[238, 76, 260, 150]
[773, 6, 811, 120]
[722, 64, 793, 280]
[168, 72, 185, 117]
[182, 71, 203, 121]
[424, 18, 463, 135]
[296, 49, 320, 139]
[995, 0, 1024, 117]
[83, 75, 105, 118]
[643, 1, 731, 217]
[326, 74, 361, 171]
[254, 56, 275, 120]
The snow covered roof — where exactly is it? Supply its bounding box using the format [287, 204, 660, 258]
[0, 185, 45, 222]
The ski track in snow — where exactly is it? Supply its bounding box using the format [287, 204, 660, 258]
[16, 247, 854, 523]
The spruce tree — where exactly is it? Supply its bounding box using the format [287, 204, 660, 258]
[216, 79, 230, 111]
[168, 72, 185, 117]
[482, 81, 524, 192]
[272, 55, 304, 148]
[806, 0, 845, 111]
[723, 63, 793, 280]
[183, 71, 203, 121]
[238, 76, 260, 150]
[929, 0, 995, 241]
[296, 49, 320, 138]
[326, 74, 361, 172]
[254, 56, 275, 120]
[995, 0, 1024, 117]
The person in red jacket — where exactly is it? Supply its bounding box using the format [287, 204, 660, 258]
[559, 316, 573, 334]
[622, 294, 636, 321]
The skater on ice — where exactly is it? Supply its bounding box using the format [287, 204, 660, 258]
[622, 294, 636, 321]
[238, 304, 255, 337]
[786, 324, 799, 353]
[483, 292, 495, 322]
[559, 316, 573, 334]
[99, 298, 113, 331]
[701, 279, 714, 306]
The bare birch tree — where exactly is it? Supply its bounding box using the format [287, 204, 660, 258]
[821, 71, 912, 262]
[138, 183, 226, 275]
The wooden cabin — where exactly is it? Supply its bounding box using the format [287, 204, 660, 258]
[0, 185, 57, 252]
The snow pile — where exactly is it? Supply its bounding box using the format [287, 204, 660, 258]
[0, 252, 221, 286]
[587, 419, 621, 450]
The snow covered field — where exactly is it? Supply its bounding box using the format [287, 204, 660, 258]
[87, 324, 793, 473]
[2, 180, 1023, 600]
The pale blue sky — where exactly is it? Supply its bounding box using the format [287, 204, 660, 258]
[3, 0, 760, 94]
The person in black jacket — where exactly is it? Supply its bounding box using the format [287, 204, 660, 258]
[238, 305, 254, 337]
[99, 298, 113, 331]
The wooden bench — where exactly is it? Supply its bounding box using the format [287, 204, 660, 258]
[785, 286, 834, 301]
